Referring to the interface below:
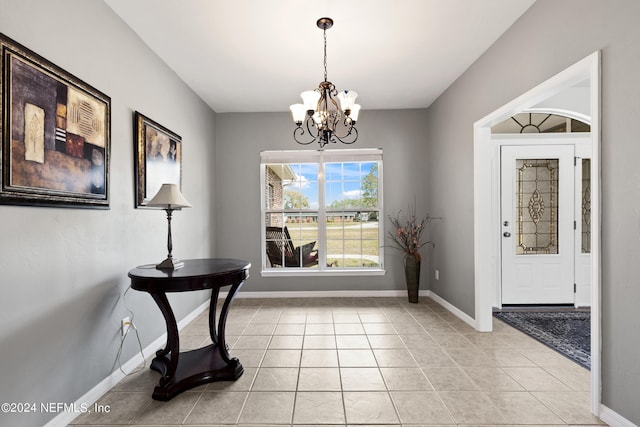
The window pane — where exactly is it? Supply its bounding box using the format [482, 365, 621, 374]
[361, 162, 378, 208]
[342, 180, 362, 207]
[266, 217, 318, 268]
[326, 181, 343, 209]
[286, 219, 318, 250]
[325, 163, 342, 181]
[325, 161, 379, 209]
[285, 163, 318, 210]
[265, 212, 285, 229]
[326, 213, 380, 268]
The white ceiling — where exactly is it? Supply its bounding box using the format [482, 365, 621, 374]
[105, 0, 536, 113]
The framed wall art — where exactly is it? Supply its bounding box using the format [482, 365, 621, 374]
[0, 33, 110, 208]
[134, 111, 182, 208]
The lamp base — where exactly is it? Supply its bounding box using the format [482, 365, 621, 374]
[156, 257, 184, 270]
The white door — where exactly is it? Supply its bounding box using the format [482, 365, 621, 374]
[501, 145, 575, 304]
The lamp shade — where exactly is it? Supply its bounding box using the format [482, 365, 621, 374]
[337, 90, 358, 112]
[349, 104, 361, 122]
[301, 90, 321, 111]
[147, 183, 191, 208]
[290, 104, 306, 124]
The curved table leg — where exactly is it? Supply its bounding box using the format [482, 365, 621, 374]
[216, 280, 245, 364]
[209, 287, 220, 345]
[149, 291, 180, 388]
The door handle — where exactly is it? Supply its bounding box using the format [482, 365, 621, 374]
[503, 232, 511, 237]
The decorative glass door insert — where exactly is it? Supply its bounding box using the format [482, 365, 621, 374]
[581, 158, 591, 253]
[515, 159, 558, 255]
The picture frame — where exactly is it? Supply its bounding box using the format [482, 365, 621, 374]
[0, 33, 110, 208]
[133, 111, 182, 208]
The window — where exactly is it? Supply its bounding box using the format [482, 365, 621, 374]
[261, 149, 383, 275]
[491, 112, 591, 134]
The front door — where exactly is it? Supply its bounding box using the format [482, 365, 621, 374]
[501, 144, 575, 304]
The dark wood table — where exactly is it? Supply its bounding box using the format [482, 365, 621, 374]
[128, 258, 250, 400]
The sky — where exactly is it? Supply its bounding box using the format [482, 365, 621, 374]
[284, 161, 377, 209]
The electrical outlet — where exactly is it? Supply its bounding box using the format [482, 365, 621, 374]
[434, 269, 440, 280]
[121, 317, 131, 336]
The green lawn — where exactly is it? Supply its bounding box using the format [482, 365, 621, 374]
[285, 221, 380, 267]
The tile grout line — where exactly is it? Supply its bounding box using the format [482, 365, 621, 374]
[288, 309, 307, 425]
[233, 301, 265, 426]
[180, 390, 204, 425]
[382, 305, 406, 425]
[334, 310, 349, 426]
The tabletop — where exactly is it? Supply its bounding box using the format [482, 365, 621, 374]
[128, 258, 251, 292]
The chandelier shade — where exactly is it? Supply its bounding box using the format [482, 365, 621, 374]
[301, 91, 321, 111]
[290, 17, 360, 149]
[337, 90, 358, 112]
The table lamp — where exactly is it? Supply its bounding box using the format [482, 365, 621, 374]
[147, 183, 192, 270]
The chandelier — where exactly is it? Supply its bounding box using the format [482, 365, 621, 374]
[290, 17, 360, 149]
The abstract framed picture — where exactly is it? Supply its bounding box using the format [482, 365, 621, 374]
[133, 111, 182, 208]
[0, 33, 110, 208]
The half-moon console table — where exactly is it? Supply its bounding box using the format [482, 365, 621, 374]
[128, 258, 250, 401]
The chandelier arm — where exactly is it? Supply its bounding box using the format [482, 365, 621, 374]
[293, 123, 317, 145]
[329, 114, 357, 141]
[331, 126, 358, 144]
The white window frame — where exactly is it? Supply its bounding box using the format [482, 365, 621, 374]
[260, 148, 385, 277]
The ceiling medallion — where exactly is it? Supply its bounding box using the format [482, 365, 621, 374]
[289, 17, 360, 149]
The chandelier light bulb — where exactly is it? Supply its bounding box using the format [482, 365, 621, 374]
[312, 111, 324, 127]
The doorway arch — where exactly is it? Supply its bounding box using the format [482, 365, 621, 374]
[472, 51, 601, 414]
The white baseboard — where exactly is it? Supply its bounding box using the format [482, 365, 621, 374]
[425, 290, 477, 328]
[599, 404, 638, 427]
[46, 300, 209, 427]
[231, 289, 426, 298]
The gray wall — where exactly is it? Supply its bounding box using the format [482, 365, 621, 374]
[215, 109, 431, 293]
[425, 0, 640, 423]
[0, 1, 216, 425]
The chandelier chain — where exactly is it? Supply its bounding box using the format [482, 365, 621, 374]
[323, 28, 328, 82]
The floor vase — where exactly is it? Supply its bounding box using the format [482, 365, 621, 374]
[403, 253, 420, 303]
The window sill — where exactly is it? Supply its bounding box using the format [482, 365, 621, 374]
[261, 268, 386, 277]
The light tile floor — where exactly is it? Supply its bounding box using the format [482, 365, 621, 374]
[71, 297, 606, 426]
